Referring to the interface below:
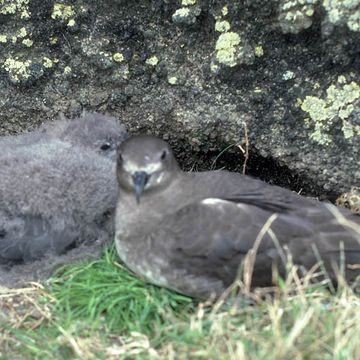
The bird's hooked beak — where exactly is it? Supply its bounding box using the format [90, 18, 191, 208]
[132, 171, 150, 204]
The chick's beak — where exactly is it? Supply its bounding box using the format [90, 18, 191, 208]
[132, 171, 150, 204]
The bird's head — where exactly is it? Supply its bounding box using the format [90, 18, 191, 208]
[44, 112, 128, 159]
[116, 135, 179, 203]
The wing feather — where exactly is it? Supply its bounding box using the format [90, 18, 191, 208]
[158, 198, 360, 287]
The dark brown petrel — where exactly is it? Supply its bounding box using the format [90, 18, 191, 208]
[115, 136, 360, 299]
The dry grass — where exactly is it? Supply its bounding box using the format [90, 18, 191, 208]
[0, 253, 359, 359]
[0, 209, 359, 359]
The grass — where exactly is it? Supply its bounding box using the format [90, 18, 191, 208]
[1, 210, 359, 359]
[1, 242, 359, 360]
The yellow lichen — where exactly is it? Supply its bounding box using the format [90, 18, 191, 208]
[182, 0, 196, 5]
[222, 5, 228, 16]
[301, 79, 360, 145]
[0, 0, 30, 18]
[145, 56, 159, 66]
[63, 66, 72, 75]
[18, 27, 27, 38]
[0, 1, 17, 15]
[49, 36, 58, 45]
[337, 75, 347, 84]
[113, 52, 124, 63]
[210, 63, 220, 73]
[51, 3, 75, 20]
[254, 45, 264, 57]
[173, 7, 190, 17]
[7, 26, 31, 44]
[215, 20, 231, 33]
[215, 32, 241, 67]
[348, 11, 360, 31]
[22, 38, 33, 47]
[168, 76, 178, 85]
[67, 19, 76, 27]
[323, 0, 360, 32]
[305, 8, 314, 17]
[3, 57, 32, 82]
[282, 70, 295, 80]
[342, 120, 355, 139]
[43, 57, 53, 68]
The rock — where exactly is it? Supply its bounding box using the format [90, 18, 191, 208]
[0, 0, 359, 200]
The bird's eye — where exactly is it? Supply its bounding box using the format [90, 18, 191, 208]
[100, 142, 111, 151]
[160, 150, 167, 160]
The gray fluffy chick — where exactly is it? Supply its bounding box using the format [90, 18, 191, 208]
[0, 111, 128, 158]
[0, 112, 127, 274]
[41, 111, 128, 159]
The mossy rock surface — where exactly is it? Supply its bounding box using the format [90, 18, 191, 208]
[1, 0, 359, 197]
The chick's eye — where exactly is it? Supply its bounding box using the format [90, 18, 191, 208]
[100, 142, 111, 151]
[160, 150, 167, 160]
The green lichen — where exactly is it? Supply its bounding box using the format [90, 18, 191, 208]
[221, 5, 229, 16]
[0, 0, 30, 18]
[3, 57, 32, 82]
[212, 29, 254, 71]
[210, 63, 220, 73]
[254, 45, 264, 57]
[168, 76, 178, 85]
[348, 11, 360, 31]
[51, 3, 75, 21]
[113, 52, 124, 63]
[214, 5, 231, 35]
[63, 66, 72, 75]
[49, 36, 58, 45]
[215, 20, 230, 33]
[0, 25, 33, 47]
[172, 2, 201, 25]
[145, 56, 159, 66]
[43, 57, 54, 68]
[67, 19, 76, 27]
[22, 38, 33, 47]
[282, 70, 295, 80]
[182, 0, 196, 5]
[215, 32, 241, 67]
[301, 79, 360, 145]
[323, 0, 360, 32]
[18, 27, 27, 38]
[8, 26, 33, 46]
[173, 7, 190, 18]
[278, 0, 318, 34]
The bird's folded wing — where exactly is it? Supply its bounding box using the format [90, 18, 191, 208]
[199, 171, 313, 212]
[221, 192, 295, 212]
[157, 197, 360, 284]
[154, 197, 301, 286]
[166, 198, 280, 255]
